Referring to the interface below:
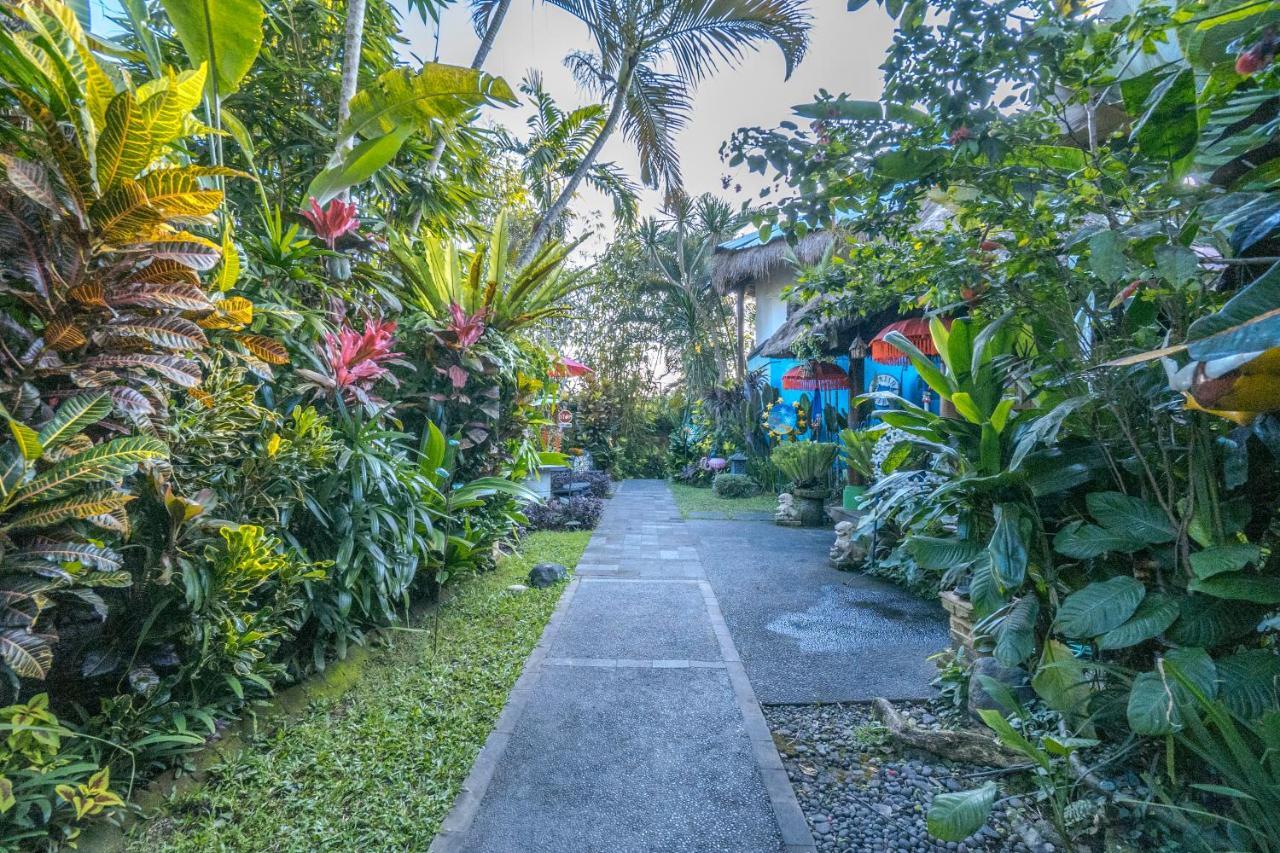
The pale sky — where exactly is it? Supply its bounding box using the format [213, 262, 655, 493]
[395, 0, 898, 232]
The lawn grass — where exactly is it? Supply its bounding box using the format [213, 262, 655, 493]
[668, 481, 778, 518]
[128, 530, 590, 852]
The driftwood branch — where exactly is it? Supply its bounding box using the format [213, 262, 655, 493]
[871, 698, 1025, 768]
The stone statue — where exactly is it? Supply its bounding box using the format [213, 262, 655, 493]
[829, 521, 866, 569]
[775, 492, 801, 527]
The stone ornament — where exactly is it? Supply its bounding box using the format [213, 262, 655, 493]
[775, 492, 801, 526]
[828, 521, 865, 568]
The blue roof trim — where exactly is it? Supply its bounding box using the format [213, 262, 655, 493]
[716, 209, 856, 253]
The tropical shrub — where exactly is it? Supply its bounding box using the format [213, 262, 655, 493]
[523, 496, 604, 531]
[712, 473, 760, 498]
[551, 469, 613, 499]
[0, 694, 122, 849]
[770, 441, 838, 491]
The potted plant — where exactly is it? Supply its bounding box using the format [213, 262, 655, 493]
[837, 426, 882, 509]
[771, 441, 839, 526]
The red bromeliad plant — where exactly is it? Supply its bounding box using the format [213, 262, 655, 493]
[445, 303, 487, 349]
[300, 198, 359, 250]
[297, 318, 404, 409]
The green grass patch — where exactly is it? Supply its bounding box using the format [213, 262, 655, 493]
[129, 530, 590, 852]
[668, 481, 778, 518]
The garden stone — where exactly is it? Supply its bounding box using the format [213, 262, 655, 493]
[829, 521, 867, 569]
[967, 656, 1034, 717]
[527, 562, 568, 588]
[506, 584, 529, 594]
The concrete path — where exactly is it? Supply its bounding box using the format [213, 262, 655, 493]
[430, 480, 949, 852]
[692, 518, 950, 704]
[430, 480, 814, 853]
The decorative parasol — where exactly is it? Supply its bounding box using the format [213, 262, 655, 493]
[549, 356, 594, 378]
[781, 360, 850, 391]
[870, 318, 943, 365]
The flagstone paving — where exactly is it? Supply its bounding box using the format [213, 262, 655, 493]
[430, 480, 948, 852]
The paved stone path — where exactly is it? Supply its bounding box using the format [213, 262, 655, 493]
[431, 480, 946, 852]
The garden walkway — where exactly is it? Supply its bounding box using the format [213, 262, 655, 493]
[430, 480, 947, 853]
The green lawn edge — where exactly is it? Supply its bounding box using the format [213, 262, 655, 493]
[126, 530, 590, 852]
[668, 481, 778, 518]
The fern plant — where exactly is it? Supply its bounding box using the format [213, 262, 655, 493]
[0, 394, 166, 692]
[771, 441, 839, 490]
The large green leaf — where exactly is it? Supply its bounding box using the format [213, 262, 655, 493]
[1185, 259, 1280, 361]
[1217, 650, 1280, 719]
[1190, 544, 1263, 580]
[1096, 592, 1179, 650]
[988, 503, 1027, 588]
[1055, 576, 1145, 638]
[1032, 640, 1095, 729]
[906, 536, 982, 570]
[160, 0, 264, 98]
[990, 595, 1038, 666]
[881, 330, 950, 398]
[1053, 520, 1142, 559]
[1130, 68, 1198, 163]
[307, 125, 414, 206]
[1167, 594, 1266, 647]
[1189, 573, 1280, 604]
[1085, 492, 1176, 544]
[926, 782, 996, 842]
[37, 393, 111, 449]
[1128, 647, 1216, 735]
[341, 63, 517, 142]
[9, 436, 166, 504]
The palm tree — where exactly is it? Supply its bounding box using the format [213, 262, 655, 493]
[635, 194, 741, 396]
[515, 0, 810, 267]
[498, 73, 640, 230]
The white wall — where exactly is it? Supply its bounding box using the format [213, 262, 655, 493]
[753, 267, 795, 345]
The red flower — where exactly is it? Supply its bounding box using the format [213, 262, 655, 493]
[297, 318, 403, 405]
[301, 197, 359, 249]
[445, 302, 487, 349]
[1238, 30, 1278, 76]
[949, 126, 974, 145]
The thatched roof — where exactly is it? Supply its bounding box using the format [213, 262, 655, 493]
[751, 298, 900, 360]
[711, 230, 836, 295]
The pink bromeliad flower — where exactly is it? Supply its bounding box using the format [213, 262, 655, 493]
[445, 303, 487, 349]
[298, 318, 403, 407]
[301, 197, 359, 249]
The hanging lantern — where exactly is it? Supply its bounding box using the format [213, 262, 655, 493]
[870, 318, 942, 365]
[781, 361, 851, 391]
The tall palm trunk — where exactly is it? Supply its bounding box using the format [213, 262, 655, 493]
[423, 0, 513, 178]
[330, 0, 365, 280]
[336, 0, 367, 157]
[517, 60, 634, 267]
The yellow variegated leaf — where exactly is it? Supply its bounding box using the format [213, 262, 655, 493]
[129, 259, 200, 286]
[221, 296, 253, 324]
[90, 179, 161, 243]
[235, 333, 288, 365]
[11, 91, 92, 213]
[138, 169, 223, 220]
[196, 313, 238, 330]
[138, 65, 207, 152]
[215, 226, 240, 292]
[38, 0, 116, 130]
[3, 490, 135, 532]
[134, 231, 221, 270]
[96, 91, 151, 190]
[43, 319, 87, 351]
[188, 387, 213, 408]
[6, 418, 41, 461]
[68, 281, 107, 307]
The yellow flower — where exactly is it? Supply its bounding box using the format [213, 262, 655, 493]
[266, 433, 281, 457]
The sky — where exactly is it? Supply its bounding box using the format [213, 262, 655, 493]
[395, 0, 899, 232]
